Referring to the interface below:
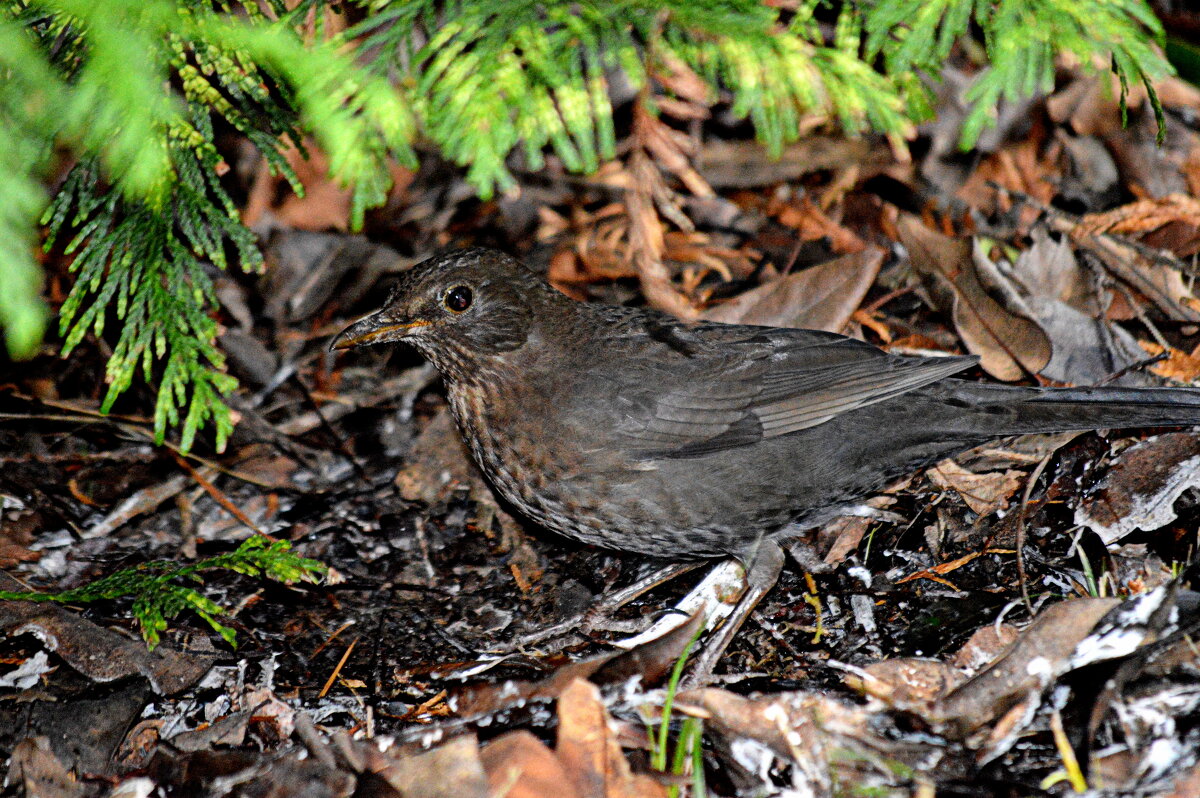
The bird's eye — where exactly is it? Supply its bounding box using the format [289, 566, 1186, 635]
[444, 286, 473, 313]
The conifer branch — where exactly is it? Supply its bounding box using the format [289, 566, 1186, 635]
[0, 0, 1173, 452]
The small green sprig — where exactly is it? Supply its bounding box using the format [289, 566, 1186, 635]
[0, 535, 326, 649]
[647, 621, 707, 796]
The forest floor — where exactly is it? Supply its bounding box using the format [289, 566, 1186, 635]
[5, 21, 1200, 798]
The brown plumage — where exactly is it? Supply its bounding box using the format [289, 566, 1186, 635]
[332, 247, 1200, 676]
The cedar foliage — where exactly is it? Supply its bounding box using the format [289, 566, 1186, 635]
[0, 0, 1172, 451]
[0, 535, 326, 648]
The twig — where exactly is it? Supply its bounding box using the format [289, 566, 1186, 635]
[1015, 453, 1053, 615]
[170, 452, 264, 535]
[320, 637, 359, 698]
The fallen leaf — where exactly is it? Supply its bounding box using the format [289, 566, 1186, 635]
[555, 679, 667, 798]
[370, 734, 489, 798]
[0, 573, 218, 695]
[1047, 73, 1145, 138]
[703, 248, 884, 332]
[927, 460, 1024, 517]
[1075, 432, 1200, 544]
[263, 230, 409, 324]
[818, 515, 871, 567]
[0, 506, 41, 568]
[930, 597, 1121, 739]
[947, 623, 1020, 675]
[1049, 202, 1200, 324]
[900, 216, 1051, 380]
[1055, 132, 1121, 211]
[1009, 226, 1103, 316]
[454, 611, 705, 720]
[847, 658, 965, 710]
[1142, 340, 1200, 382]
[696, 137, 893, 190]
[7, 737, 85, 798]
[481, 731, 580, 798]
[684, 688, 870, 794]
[772, 195, 867, 254]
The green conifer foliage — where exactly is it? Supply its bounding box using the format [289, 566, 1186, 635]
[0, 535, 326, 648]
[0, 0, 1171, 451]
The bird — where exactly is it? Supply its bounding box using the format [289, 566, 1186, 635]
[331, 247, 1200, 678]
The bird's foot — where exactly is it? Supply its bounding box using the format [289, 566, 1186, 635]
[680, 540, 786, 689]
[501, 560, 704, 653]
[784, 540, 833, 575]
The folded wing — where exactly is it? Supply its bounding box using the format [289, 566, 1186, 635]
[612, 324, 977, 459]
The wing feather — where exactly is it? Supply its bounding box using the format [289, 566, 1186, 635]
[611, 321, 976, 459]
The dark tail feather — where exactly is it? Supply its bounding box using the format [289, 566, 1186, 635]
[943, 382, 1200, 437]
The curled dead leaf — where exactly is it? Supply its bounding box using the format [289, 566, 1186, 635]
[900, 216, 1051, 380]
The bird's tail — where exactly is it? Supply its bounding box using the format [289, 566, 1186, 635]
[938, 381, 1200, 437]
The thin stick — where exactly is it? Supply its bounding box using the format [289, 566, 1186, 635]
[320, 638, 359, 698]
[1015, 453, 1053, 615]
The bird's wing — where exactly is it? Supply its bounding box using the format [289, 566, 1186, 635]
[610, 324, 977, 459]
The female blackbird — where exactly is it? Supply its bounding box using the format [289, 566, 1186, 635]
[332, 247, 1200, 676]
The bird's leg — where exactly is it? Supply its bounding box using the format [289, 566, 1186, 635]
[594, 560, 708, 612]
[503, 560, 705, 651]
[683, 539, 785, 687]
[784, 539, 832, 575]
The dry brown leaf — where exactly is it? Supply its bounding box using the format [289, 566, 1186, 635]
[625, 128, 696, 320]
[244, 142, 414, 233]
[848, 658, 965, 710]
[7, 737, 84, 798]
[169, 711, 253, 751]
[1056, 132, 1121, 209]
[948, 623, 1020, 675]
[245, 144, 345, 232]
[885, 332, 956, 356]
[555, 679, 667, 798]
[1184, 144, 1200, 198]
[958, 138, 1060, 213]
[1075, 194, 1200, 264]
[1061, 227, 1200, 323]
[1000, 237, 1149, 383]
[1074, 432, 1200, 544]
[1141, 218, 1200, 259]
[263, 230, 409, 324]
[900, 216, 1051, 380]
[370, 735, 489, 798]
[455, 612, 703, 720]
[812, 494, 897, 566]
[695, 136, 892, 190]
[1013, 226, 1103, 315]
[819, 515, 871, 567]
[1106, 112, 1195, 199]
[930, 598, 1121, 739]
[1164, 763, 1200, 798]
[702, 248, 884, 332]
[0, 573, 219, 695]
[635, 103, 712, 199]
[652, 50, 714, 109]
[927, 460, 1024, 517]
[771, 195, 867, 254]
[1076, 194, 1200, 239]
[1046, 73, 1146, 138]
[481, 731, 580, 798]
[0, 509, 41, 568]
[684, 688, 856, 793]
[1142, 340, 1200, 382]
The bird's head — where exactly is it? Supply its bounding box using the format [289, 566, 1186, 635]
[331, 248, 560, 375]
